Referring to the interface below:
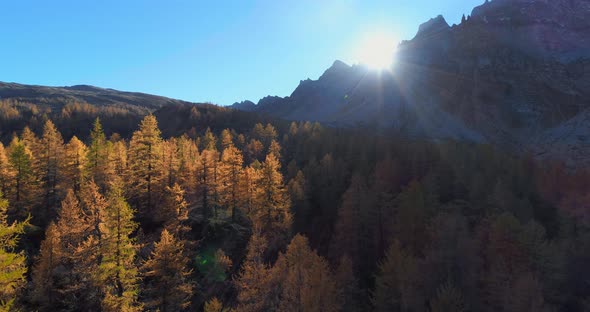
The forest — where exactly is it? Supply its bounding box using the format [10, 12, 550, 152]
[2, 104, 590, 311]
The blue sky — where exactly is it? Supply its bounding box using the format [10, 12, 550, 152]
[0, 0, 483, 105]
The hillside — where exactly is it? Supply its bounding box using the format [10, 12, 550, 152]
[0, 81, 192, 111]
[0, 82, 283, 142]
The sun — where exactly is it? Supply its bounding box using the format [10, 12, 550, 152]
[354, 31, 397, 70]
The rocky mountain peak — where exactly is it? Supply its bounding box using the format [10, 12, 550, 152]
[230, 100, 256, 111]
[329, 60, 349, 70]
[257, 95, 284, 108]
[415, 15, 450, 39]
[321, 60, 352, 77]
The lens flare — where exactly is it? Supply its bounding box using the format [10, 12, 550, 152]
[354, 30, 397, 70]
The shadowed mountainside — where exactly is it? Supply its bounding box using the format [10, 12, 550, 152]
[232, 0, 590, 166]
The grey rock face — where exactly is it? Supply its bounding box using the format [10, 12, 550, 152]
[230, 100, 257, 111]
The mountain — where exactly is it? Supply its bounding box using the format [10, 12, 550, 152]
[0, 81, 198, 139]
[0, 81, 287, 143]
[230, 100, 257, 111]
[232, 0, 590, 166]
[0, 82, 215, 141]
[0, 81, 193, 113]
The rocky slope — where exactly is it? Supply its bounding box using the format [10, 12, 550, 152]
[395, 0, 590, 164]
[232, 0, 590, 166]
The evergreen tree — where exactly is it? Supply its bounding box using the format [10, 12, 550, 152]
[20, 126, 40, 153]
[251, 123, 265, 143]
[98, 185, 141, 311]
[262, 124, 278, 147]
[482, 214, 531, 312]
[201, 128, 217, 151]
[7, 137, 35, 218]
[142, 229, 194, 312]
[0, 143, 14, 196]
[63, 136, 88, 194]
[161, 138, 179, 188]
[176, 135, 198, 193]
[308, 153, 348, 240]
[244, 139, 264, 164]
[372, 240, 420, 312]
[30, 222, 62, 311]
[422, 213, 481, 310]
[239, 166, 261, 216]
[0, 191, 28, 311]
[38, 119, 65, 221]
[74, 182, 109, 310]
[334, 255, 363, 312]
[37, 189, 93, 310]
[57, 189, 91, 250]
[330, 174, 367, 266]
[80, 180, 108, 240]
[275, 234, 340, 312]
[254, 153, 292, 253]
[395, 180, 437, 254]
[288, 170, 308, 233]
[111, 140, 128, 179]
[86, 118, 114, 191]
[128, 115, 164, 220]
[220, 145, 243, 221]
[236, 134, 246, 149]
[235, 230, 275, 312]
[372, 158, 400, 256]
[197, 149, 220, 218]
[220, 128, 233, 150]
[268, 140, 281, 160]
[159, 183, 191, 240]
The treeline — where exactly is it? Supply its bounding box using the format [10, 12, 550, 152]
[1, 113, 590, 311]
[0, 99, 143, 143]
[0, 99, 283, 144]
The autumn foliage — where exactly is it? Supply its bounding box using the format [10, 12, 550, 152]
[0, 113, 589, 311]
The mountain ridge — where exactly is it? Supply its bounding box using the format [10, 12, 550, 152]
[231, 0, 590, 166]
[0, 81, 194, 111]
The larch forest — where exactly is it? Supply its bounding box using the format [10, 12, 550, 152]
[4, 0, 590, 310]
[0, 101, 589, 312]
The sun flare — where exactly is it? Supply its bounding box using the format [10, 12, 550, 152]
[354, 31, 397, 70]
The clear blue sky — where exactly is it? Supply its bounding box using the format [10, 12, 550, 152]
[0, 0, 483, 105]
